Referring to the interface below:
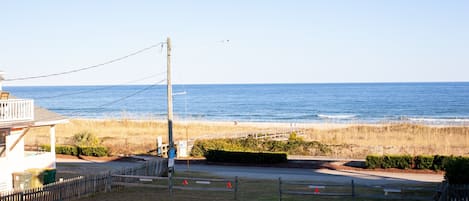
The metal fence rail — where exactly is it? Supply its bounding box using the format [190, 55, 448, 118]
[112, 174, 239, 200]
[279, 178, 438, 201]
[279, 178, 355, 201]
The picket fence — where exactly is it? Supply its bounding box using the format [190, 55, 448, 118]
[0, 159, 167, 201]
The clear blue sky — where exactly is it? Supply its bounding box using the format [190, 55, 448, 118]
[1, 1, 468, 86]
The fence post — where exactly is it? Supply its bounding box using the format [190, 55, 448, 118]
[278, 177, 282, 201]
[93, 175, 97, 193]
[59, 183, 63, 201]
[20, 191, 24, 201]
[234, 176, 238, 200]
[351, 179, 355, 199]
[105, 171, 112, 193]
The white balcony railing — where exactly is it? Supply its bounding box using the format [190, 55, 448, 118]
[0, 99, 34, 122]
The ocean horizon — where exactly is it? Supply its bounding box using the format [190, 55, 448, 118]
[5, 82, 469, 125]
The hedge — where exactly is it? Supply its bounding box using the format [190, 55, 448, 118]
[444, 157, 469, 184]
[432, 155, 450, 171]
[41, 144, 108, 157]
[414, 155, 434, 169]
[79, 146, 108, 157]
[365, 154, 460, 171]
[365, 155, 383, 169]
[205, 150, 287, 164]
[190, 137, 332, 157]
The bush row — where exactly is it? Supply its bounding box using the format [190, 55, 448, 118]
[444, 157, 469, 184]
[365, 155, 465, 171]
[190, 136, 331, 157]
[366, 155, 413, 169]
[41, 145, 109, 157]
[205, 150, 287, 164]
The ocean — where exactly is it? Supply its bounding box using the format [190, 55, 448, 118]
[5, 82, 469, 124]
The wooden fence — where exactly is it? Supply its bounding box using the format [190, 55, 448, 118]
[0, 159, 167, 201]
[438, 182, 469, 201]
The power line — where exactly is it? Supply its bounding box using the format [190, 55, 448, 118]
[33, 71, 166, 99]
[5, 42, 164, 81]
[34, 79, 167, 121]
[97, 78, 166, 108]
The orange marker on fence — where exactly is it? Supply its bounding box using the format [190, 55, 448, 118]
[314, 187, 320, 194]
[226, 181, 232, 189]
[182, 179, 188, 185]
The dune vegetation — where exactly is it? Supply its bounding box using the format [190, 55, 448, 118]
[24, 119, 469, 158]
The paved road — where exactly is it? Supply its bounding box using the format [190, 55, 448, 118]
[176, 164, 443, 185]
[56, 158, 148, 177]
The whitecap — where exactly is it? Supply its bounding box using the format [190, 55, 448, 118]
[317, 114, 357, 119]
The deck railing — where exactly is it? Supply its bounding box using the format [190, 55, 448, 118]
[0, 99, 34, 122]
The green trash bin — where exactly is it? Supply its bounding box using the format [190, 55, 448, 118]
[26, 168, 57, 187]
[43, 169, 56, 185]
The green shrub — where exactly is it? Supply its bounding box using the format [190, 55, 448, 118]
[432, 155, 450, 171]
[381, 155, 393, 168]
[79, 146, 109, 157]
[40, 144, 51, 152]
[366, 155, 412, 169]
[288, 132, 304, 142]
[366, 155, 383, 169]
[205, 150, 287, 164]
[56, 145, 79, 156]
[190, 138, 330, 157]
[444, 157, 469, 184]
[414, 155, 434, 169]
[73, 131, 101, 147]
[41, 144, 107, 157]
[393, 155, 412, 169]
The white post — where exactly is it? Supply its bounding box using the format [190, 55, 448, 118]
[50, 125, 56, 168]
[0, 71, 5, 91]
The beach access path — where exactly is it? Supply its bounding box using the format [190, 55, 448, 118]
[56, 157, 443, 186]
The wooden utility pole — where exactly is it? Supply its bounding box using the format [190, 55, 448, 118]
[166, 37, 175, 195]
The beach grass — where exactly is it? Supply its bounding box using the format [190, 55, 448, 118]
[25, 119, 469, 158]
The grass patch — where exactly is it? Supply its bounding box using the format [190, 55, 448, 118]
[77, 170, 438, 201]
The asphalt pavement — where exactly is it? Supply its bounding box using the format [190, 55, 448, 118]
[176, 163, 443, 185]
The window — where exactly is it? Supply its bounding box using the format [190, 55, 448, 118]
[0, 129, 8, 157]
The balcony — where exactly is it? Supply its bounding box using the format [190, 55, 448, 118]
[0, 99, 34, 123]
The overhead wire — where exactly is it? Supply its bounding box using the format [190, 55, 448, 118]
[5, 42, 165, 81]
[33, 71, 166, 99]
[34, 78, 167, 121]
[96, 78, 166, 108]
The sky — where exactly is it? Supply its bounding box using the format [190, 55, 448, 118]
[1, 1, 468, 86]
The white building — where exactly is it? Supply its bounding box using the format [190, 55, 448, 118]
[0, 75, 68, 192]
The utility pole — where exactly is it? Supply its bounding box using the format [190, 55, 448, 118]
[166, 37, 175, 195]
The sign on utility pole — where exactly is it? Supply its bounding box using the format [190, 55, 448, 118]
[166, 37, 175, 194]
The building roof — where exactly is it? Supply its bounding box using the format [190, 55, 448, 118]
[33, 106, 69, 127]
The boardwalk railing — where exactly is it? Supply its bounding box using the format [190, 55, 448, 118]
[0, 99, 34, 122]
[0, 159, 167, 201]
[193, 129, 306, 141]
